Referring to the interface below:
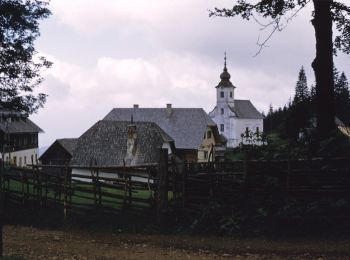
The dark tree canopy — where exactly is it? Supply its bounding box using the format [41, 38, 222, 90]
[0, 0, 52, 115]
[334, 69, 350, 123]
[211, 0, 350, 139]
[265, 68, 350, 143]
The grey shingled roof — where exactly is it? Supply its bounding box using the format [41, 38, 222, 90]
[0, 117, 42, 133]
[71, 121, 174, 166]
[57, 138, 78, 155]
[229, 100, 264, 119]
[104, 108, 217, 150]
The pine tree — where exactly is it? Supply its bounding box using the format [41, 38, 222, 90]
[293, 67, 310, 105]
[334, 72, 350, 123]
[287, 67, 312, 140]
[268, 104, 273, 116]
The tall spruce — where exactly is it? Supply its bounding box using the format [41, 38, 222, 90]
[334, 71, 350, 123]
[293, 67, 310, 105]
[286, 67, 311, 140]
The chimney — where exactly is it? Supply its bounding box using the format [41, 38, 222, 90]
[166, 104, 172, 117]
[133, 104, 139, 109]
[125, 123, 138, 165]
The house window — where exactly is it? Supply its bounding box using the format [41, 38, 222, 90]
[204, 151, 208, 159]
[19, 157, 22, 167]
[24, 156, 27, 165]
[245, 127, 249, 137]
[13, 156, 17, 166]
[220, 91, 224, 98]
[221, 108, 224, 115]
[207, 131, 212, 139]
[230, 92, 233, 98]
[220, 124, 224, 132]
[256, 127, 260, 134]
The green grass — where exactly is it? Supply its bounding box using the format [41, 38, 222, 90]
[0, 257, 24, 260]
[4, 178, 171, 211]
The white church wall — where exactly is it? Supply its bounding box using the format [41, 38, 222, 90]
[234, 118, 264, 147]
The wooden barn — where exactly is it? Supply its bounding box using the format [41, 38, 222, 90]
[39, 138, 78, 165]
[71, 120, 175, 167]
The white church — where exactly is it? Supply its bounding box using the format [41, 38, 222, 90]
[209, 56, 264, 148]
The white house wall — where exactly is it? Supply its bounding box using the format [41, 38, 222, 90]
[3, 148, 39, 166]
[72, 169, 153, 183]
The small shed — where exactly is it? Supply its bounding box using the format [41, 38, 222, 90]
[39, 138, 78, 165]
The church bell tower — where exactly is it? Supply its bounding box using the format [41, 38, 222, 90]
[216, 53, 236, 107]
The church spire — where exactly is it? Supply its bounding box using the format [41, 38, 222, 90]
[216, 52, 235, 88]
[224, 52, 227, 70]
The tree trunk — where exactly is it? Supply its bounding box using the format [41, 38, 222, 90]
[312, 0, 335, 139]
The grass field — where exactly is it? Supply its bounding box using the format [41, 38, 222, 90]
[4, 177, 161, 211]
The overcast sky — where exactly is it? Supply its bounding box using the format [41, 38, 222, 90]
[31, 0, 349, 147]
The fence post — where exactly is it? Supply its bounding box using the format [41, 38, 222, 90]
[243, 157, 248, 183]
[0, 160, 4, 257]
[97, 169, 101, 206]
[287, 159, 291, 189]
[63, 166, 68, 220]
[182, 161, 186, 209]
[157, 148, 168, 225]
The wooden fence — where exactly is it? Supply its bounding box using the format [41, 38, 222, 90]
[174, 157, 350, 215]
[1, 162, 163, 217]
[2, 155, 350, 222]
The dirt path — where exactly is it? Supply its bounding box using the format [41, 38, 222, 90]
[3, 225, 350, 259]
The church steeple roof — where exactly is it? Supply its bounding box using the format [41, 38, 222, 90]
[216, 53, 235, 88]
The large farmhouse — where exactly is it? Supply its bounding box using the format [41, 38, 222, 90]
[0, 108, 42, 166]
[103, 105, 222, 162]
[71, 120, 175, 167]
[209, 57, 264, 148]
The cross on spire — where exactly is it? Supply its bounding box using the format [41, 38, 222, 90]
[224, 52, 227, 69]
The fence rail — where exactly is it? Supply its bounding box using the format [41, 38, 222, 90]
[1, 155, 350, 221]
[174, 157, 350, 215]
[1, 163, 160, 218]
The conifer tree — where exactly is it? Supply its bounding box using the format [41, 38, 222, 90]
[293, 67, 310, 105]
[334, 72, 350, 123]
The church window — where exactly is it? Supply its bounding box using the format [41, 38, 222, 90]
[220, 124, 224, 132]
[221, 108, 224, 115]
[230, 92, 233, 98]
[220, 91, 224, 98]
[204, 151, 208, 159]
